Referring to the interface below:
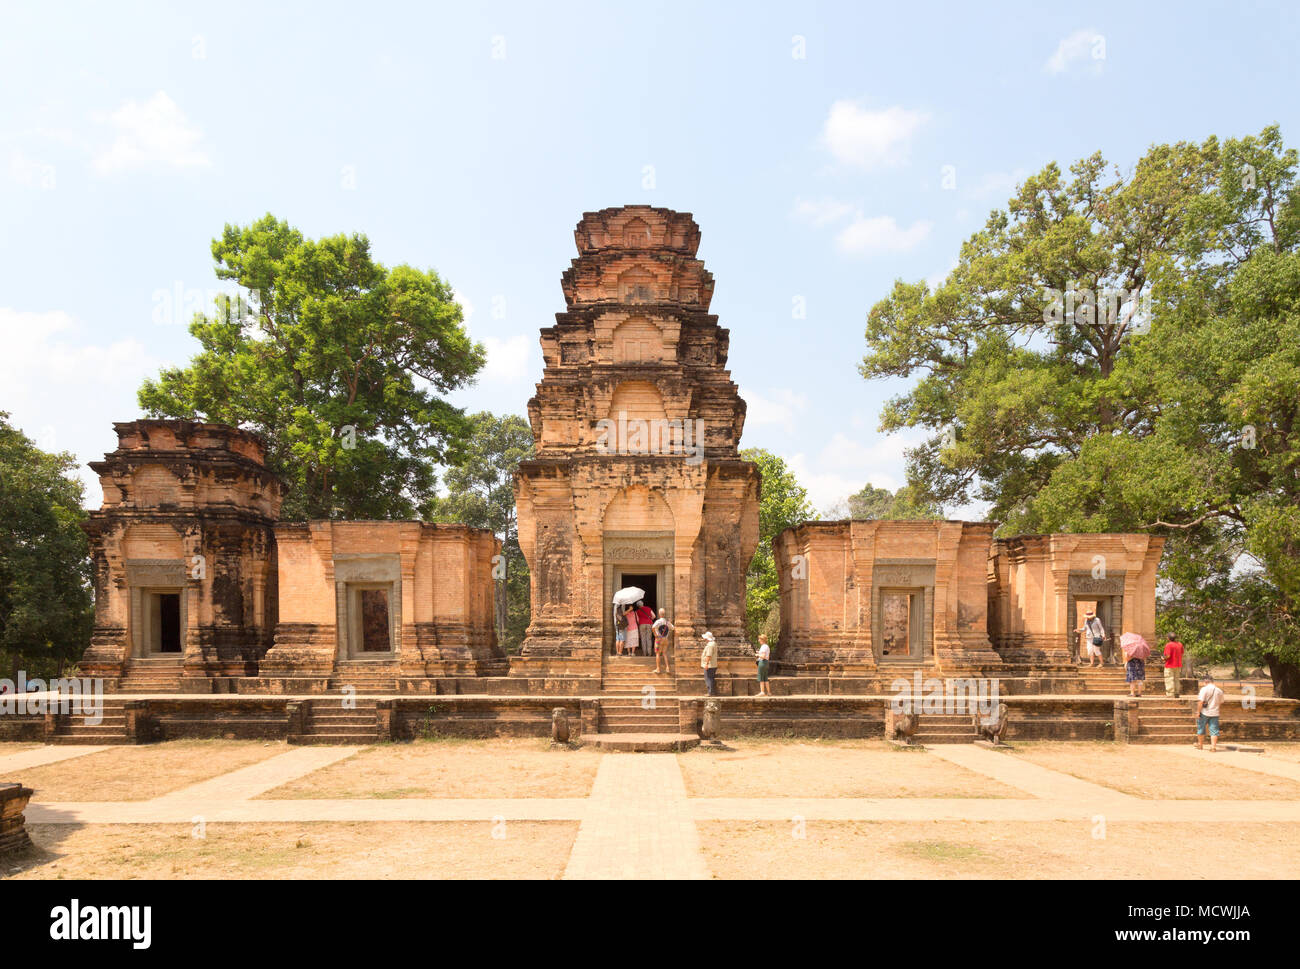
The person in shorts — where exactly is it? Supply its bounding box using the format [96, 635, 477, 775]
[651, 608, 675, 674]
[1195, 673, 1225, 751]
[1078, 609, 1107, 667]
[755, 634, 772, 696]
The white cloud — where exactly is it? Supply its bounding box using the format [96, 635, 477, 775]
[791, 196, 854, 227]
[835, 214, 932, 255]
[745, 388, 809, 433]
[786, 430, 920, 515]
[7, 150, 53, 187]
[1045, 28, 1105, 75]
[0, 307, 165, 504]
[92, 91, 211, 175]
[481, 334, 531, 382]
[820, 99, 929, 171]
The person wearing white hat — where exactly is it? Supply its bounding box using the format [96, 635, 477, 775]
[700, 631, 718, 696]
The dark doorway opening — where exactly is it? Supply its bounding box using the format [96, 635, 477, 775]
[614, 572, 658, 656]
[158, 593, 181, 653]
[619, 573, 657, 612]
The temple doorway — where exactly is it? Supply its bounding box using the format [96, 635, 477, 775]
[1074, 596, 1119, 664]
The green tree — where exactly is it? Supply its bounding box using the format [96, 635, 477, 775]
[0, 414, 93, 679]
[139, 214, 485, 520]
[862, 126, 1300, 695]
[740, 448, 817, 642]
[838, 482, 944, 520]
[431, 412, 534, 652]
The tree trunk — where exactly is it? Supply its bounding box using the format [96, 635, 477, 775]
[1266, 655, 1300, 700]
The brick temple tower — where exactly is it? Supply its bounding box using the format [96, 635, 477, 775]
[82, 420, 284, 692]
[512, 206, 761, 685]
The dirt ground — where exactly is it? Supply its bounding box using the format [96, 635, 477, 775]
[678, 739, 1021, 798]
[701, 820, 1300, 879]
[16, 741, 289, 801]
[0, 742, 42, 757]
[1013, 743, 1300, 799]
[5, 821, 578, 879]
[261, 738, 602, 799]
[1260, 744, 1300, 765]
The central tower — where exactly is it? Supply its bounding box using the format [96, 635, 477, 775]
[512, 206, 760, 685]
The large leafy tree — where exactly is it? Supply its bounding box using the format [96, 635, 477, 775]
[829, 482, 945, 520]
[431, 412, 534, 652]
[740, 448, 817, 642]
[0, 414, 93, 679]
[139, 215, 486, 520]
[862, 126, 1300, 695]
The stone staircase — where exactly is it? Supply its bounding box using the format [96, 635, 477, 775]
[909, 712, 980, 745]
[600, 658, 679, 734]
[329, 662, 398, 695]
[589, 656, 698, 750]
[1076, 664, 1193, 696]
[49, 697, 132, 744]
[1130, 696, 1196, 744]
[300, 696, 381, 744]
[117, 658, 184, 693]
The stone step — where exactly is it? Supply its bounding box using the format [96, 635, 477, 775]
[586, 733, 699, 752]
[301, 733, 378, 745]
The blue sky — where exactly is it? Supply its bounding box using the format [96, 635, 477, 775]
[2, 0, 1297, 514]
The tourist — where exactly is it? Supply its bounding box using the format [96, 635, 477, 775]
[636, 600, 655, 656]
[652, 608, 675, 674]
[755, 634, 772, 696]
[701, 631, 718, 696]
[624, 603, 640, 658]
[1162, 632, 1184, 698]
[614, 603, 628, 655]
[1195, 673, 1225, 751]
[1078, 609, 1107, 668]
[1122, 634, 1147, 697]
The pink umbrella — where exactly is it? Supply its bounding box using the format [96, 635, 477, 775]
[1120, 632, 1151, 661]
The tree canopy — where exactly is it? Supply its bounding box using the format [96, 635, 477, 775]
[0, 414, 93, 678]
[740, 448, 817, 642]
[139, 214, 486, 520]
[862, 125, 1300, 694]
[430, 412, 534, 652]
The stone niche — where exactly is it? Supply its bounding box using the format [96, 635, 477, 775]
[255, 520, 503, 690]
[513, 206, 760, 681]
[988, 533, 1165, 666]
[81, 419, 284, 691]
[774, 520, 1002, 675]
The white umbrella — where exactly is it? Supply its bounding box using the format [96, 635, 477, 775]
[612, 587, 645, 607]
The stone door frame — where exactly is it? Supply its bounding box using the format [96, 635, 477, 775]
[125, 559, 188, 662]
[1066, 571, 1126, 665]
[871, 560, 936, 664]
[602, 531, 675, 659]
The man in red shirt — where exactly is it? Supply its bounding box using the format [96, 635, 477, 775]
[1162, 632, 1184, 697]
[635, 601, 655, 656]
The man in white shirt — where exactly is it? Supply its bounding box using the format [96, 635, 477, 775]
[700, 631, 718, 697]
[1195, 674, 1226, 751]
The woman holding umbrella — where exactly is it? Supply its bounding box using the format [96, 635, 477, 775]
[612, 586, 645, 658]
[1121, 632, 1152, 697]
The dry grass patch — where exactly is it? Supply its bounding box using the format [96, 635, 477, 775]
[1014, 743, 1300, 799]
[6, 821, 577, 879]
[18, 741, 288, 802]
[678, 739, 1020, 798]
[701, 820, 1300, 879]
[261, 738, 602, 799]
